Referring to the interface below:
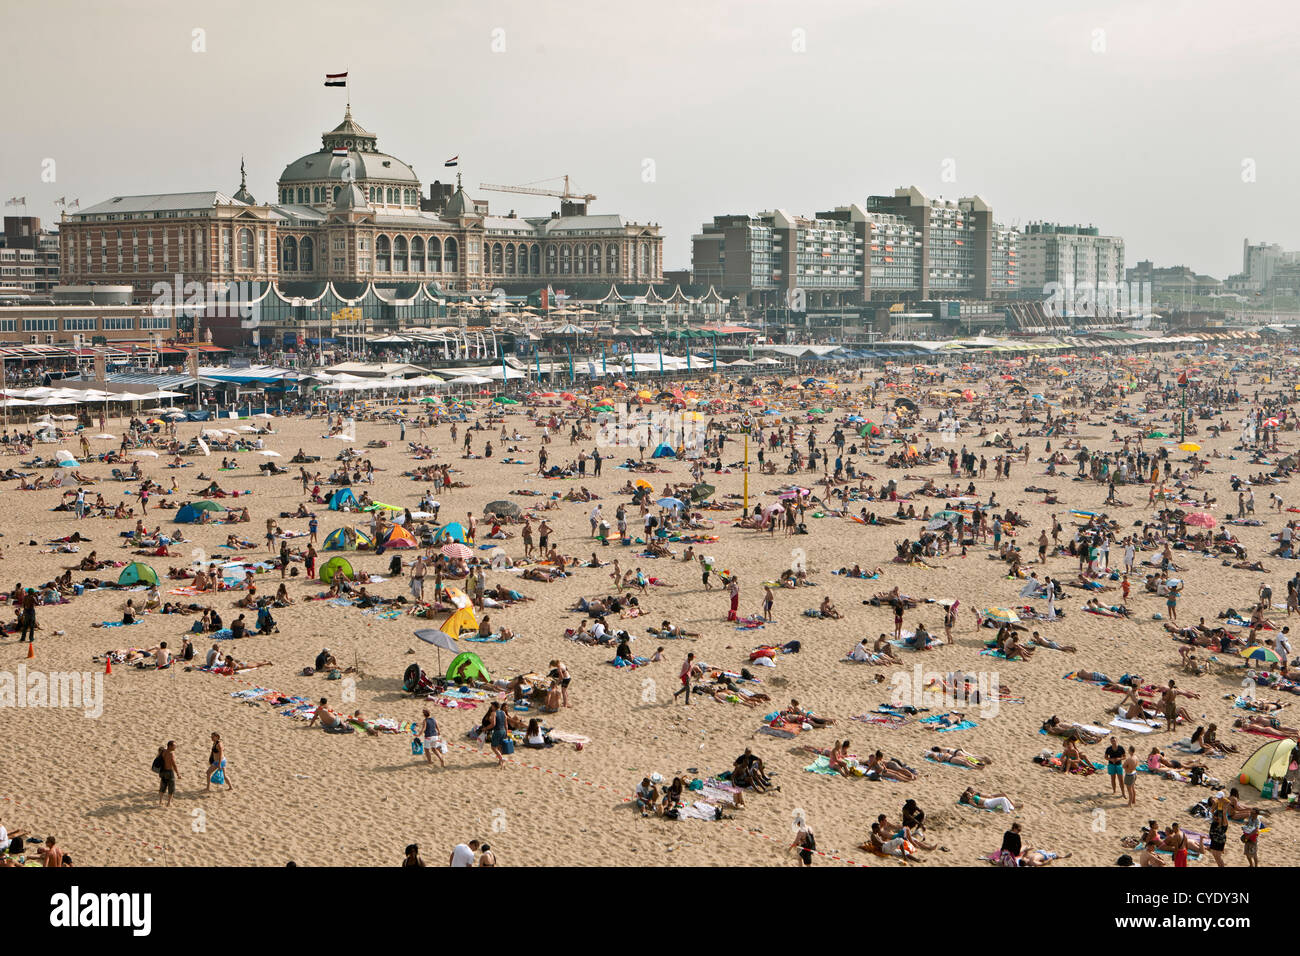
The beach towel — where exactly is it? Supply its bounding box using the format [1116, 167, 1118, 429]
[1110, 717, 1160, 734]
[804, 755, 841, 776]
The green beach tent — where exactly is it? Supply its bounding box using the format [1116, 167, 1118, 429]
[319, 556, 354, 584]
[446, 651, 491, 684]
[118, 562, 159, 586]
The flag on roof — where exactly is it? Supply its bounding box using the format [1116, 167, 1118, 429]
[444, 156, 459, 167]
[325, 72, 347, 87]
[332, 147, 348, 156]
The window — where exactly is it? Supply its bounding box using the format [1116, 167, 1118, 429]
[299, 237, 314, 271]
[333, 257, 344, 271]
[411, 236, 425, 272]
[220, 231, 232, 270]
[333, 237, 345, 252]
[24, 318, 57, 332]
[589, 243, 601, 275]
[443, 237, 458, 272]
[546, 246, 557, 275]
[376, 235, 391, 271]
[103, 316, 134, 330]
[428, 237, 442, 272]
[281, 236, 298, 271]
[0, 319, 15, 332]
[358, 256, 371, 271]
[141, 315, 170, 330]
[394, 236, 408, 272]
[560, 244, 571, 274]
[63, 317, 96, 331]
[238, 228, 254, 269]
[607, 244, 618, 275]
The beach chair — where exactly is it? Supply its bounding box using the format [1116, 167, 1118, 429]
[111, 468, 127, 481]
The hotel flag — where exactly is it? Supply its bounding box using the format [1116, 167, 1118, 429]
[324, 72, 348, 87]
[444, 156, 459, 167]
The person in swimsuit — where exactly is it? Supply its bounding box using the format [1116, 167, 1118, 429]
[206, 732, 232, 792]
[1123, 746, 1139, 806]
[420, 709, 446, 768]
[1104, 737, 1126, 794]
[1166, 822, 1189, 868]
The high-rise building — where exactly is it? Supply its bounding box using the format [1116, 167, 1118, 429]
[693, 186, 1018, 306]
[1017, 222, 1124, 295]
[0, 216, 61, 296]
[864, 188, 1017, 299]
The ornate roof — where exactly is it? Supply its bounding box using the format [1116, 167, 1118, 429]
[278, 108, 419, 186]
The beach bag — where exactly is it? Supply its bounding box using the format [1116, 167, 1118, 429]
[411, 737, 424, 755]
[500, 738, 515, 755]
[151, 753, 164, 774]
[301, 667, 315, 677]
[211, 768, 225, 786]
[326, 669, 342, 680]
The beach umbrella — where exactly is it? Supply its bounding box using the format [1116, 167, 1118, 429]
[440, 542, 473, 561]
[1241, 646, 1281, 664]
[1184, 512, 1215, 528]
[191, 500, 226, 512]
[483, 499, 521, 518]
[657, 496, 685, 510]
[130, 449, 159, 458]
[1147, 431, 1168, 438]
[634, 478, 654, 492]
[493, 396, 520, 405]
[258, 450, 281, 457]
[414, 627, 463, 673]
[1178, 442, 1201, 452]
[690, 483, 715, 502]
[984, 607, 1020, 624]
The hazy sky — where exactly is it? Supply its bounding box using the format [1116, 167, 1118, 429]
[5, 0, 1299, 278]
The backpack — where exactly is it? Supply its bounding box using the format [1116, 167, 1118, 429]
[151, 753, 164, 774]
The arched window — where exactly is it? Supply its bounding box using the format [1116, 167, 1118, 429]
[411, 236, 425, 272]
[281, 236, 298, 272]
[504, 244, 516, 275]
[607, 244, 619, 275]
[393, 236, 409, 273]
[574, 244, 586, 275]
[299, 236, 314, 271]
[332, 185, 341, 202]
[560, 244, 571, 274]
[385, 187, 394, 204]
[443, 237, 459, 273]
[589, 243, 601, 275]
[312, 187, 320, 203]
[640, 243, 651, 276]
[491, 243, 503, 274]
[238, 228, 254, 269]
[517, 244, 528, 275]
[531, 245, 541, 275]
[376, 235, 391, 271]
[428, 237, 442, 272]
[545, 246, 557, 275]
[296, 187, 304, 203]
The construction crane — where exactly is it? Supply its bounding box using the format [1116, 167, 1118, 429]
[479, 175, 596, 213]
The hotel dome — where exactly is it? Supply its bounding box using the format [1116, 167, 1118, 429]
[275, 107, 422, 211]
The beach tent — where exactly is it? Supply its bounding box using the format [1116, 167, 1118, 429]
[434, 522, 466, 544]
[191, 500, 225, 513]
[651, 442, 677, 459]
[328, 487, 359, 511]
[1239, 738, 1296, 793]
[322, 526, 374, 551]
[446, 650, 491, 684]
[380, 524, 418, 549]
[318, 555, 354, 584]
[174, 503, 202, 524]
[118, 562, 159, 586]
[483, 499, 521, 518]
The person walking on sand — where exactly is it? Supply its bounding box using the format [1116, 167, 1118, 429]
[673, 652, 696, 705]
[206, 732, 233, 792]
[763, 585, 774, 622]
[727, 577, 740, 622]
[420, 708, 446, 768]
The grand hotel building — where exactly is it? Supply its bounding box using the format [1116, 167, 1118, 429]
[55, 109, 665, 347]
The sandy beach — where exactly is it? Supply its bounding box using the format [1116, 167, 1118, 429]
[3, 356, 1299, 868]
